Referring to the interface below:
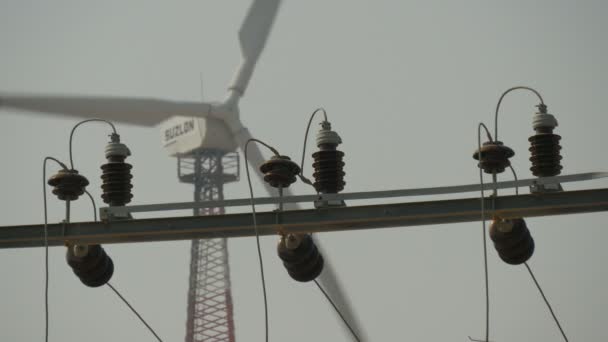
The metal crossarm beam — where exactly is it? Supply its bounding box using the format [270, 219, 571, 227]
[2, 188, 608, 249]
[100, 172, 608, 217]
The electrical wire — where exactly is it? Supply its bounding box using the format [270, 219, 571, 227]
[300, 108, 364, 340]
[244, 138, 280, 342]
[508, 166, 569, 342]
[107, 283, 164, 342]
[83, 176, 164, 342]
[42, 157, 68, 342]
[494, 86, 544, 141]
[477, 123, 494, 342]
[84, 190, 98, 222]
[523, 263, 569, 342]
[69, 118, 117, 169]
[313, 279, 362, 342]
[300, 108, 328, 183]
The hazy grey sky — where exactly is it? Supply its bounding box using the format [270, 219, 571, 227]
[1, 1, 608, 341]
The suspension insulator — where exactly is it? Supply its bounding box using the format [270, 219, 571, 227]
[259, 155, 300, 188]
[489, 218, 535, 265]
[66, 244, 114, 287]
[529, 105, 562, 177]
[312, 121, 345, 194]
[473, 141, 514, 174]
[101, 133, 133, 206]
[47, 169, 89, 201]
[277, 234, 324, 282]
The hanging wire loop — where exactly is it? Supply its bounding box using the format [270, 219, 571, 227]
[69, 118, 117, 169]
[300, 107, 328, 178]
[244, 137, 285, 342]
[494, 86, 545, 141]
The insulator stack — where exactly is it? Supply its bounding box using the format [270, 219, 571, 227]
[259, 155, 300, 188]
[529, 105, 563, 177]
[277, 234, 324, 282]
[489, 218, 535, 265]
[312, 121, 345, 193]
[47, 169, 89, 201]
[473, 141, 514, 175]
[101, 133, 133, 206]
[66, 244, 114, 287]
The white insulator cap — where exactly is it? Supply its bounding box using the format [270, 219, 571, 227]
[532, 111, 558, 130]
[105, 133, 131, 158]
[316, 121, 342, 147]
[105, 141, 131, 158]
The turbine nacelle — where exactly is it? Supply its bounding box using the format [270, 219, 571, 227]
[159, 100, 242, 157]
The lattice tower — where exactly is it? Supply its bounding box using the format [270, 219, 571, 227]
[178, 149, 240, 342]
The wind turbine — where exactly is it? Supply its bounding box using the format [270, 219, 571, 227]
[0, 0, 364, 341]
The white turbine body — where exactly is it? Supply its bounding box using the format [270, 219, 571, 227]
[0, 0, 365, 340]
[160, 117, 236, 156]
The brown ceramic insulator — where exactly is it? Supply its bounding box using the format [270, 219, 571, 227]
[100, 155, 133, 206]
[312, 149, 345, 194]
[473, 141, 515, 175]
[66, 244, 114, 287]
[259, 155, 300, 188]
[277, 234, 324, 282]
[47, 169, 89, 201]
[529, 132, 563, 177]
[489, 218, 535, 265]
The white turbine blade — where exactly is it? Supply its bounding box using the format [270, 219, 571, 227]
[236, 126, 366, 341]
[315, 244, 367, 341]
[228, 0, 281, 95]
[0, 94, 214, 126]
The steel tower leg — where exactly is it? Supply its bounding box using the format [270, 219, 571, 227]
[179, 150, 239, 342]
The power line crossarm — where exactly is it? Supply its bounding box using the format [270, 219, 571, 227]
[2, 188, 608, 249]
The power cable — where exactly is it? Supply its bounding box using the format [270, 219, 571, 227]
[301, 108, 363, 340]
[69, 119, 117, 169]
[313, 279, 362, 342]
[107, 283, 164, 342]
[494, 86, 544, 141]
[84, 190, 97, 222]
[69, 121, 162, 341]
[477, 123, 493, 342]
[42, 157, 68, 342]
[508, 166, 569, 342]
[244, 138, 281, 342]
[523, 263, 569, 342]
[81, 161, 164, 342]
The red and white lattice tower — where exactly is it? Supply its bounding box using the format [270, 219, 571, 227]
[179, 149, 240, 342]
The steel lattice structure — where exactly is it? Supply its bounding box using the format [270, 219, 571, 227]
[179, 150, 239, 342]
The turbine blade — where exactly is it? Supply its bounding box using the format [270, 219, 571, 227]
[228, 0, 281, 95]
[0, 94, 214, 126]
[236, 125, 366, 340]
[315, 241, 366, 341]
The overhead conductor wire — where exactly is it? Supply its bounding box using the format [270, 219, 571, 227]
[70, 123, 163, 342]
[300, 108, 362, 342]
[245, 138, 280, 342]
[313, 279, 362, 342]
[42, 157, 69, 342]
[106, 283, 164, 342]
[68, 119, 117, 169]
[493, 86, 544, 141]
[508, 166, 569, 342]
[477, 123, 493, 342]
[494, 86, 568, 341]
